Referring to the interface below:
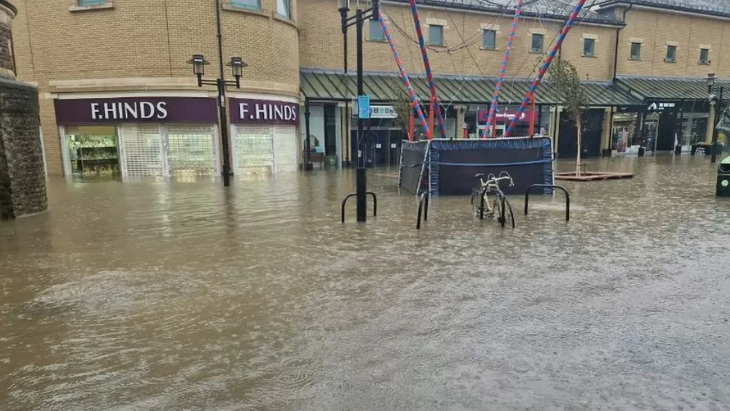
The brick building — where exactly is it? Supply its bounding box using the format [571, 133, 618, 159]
[8, 0, 730, 177]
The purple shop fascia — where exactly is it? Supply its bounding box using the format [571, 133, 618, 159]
[55, 96, 301, 127]
[54, 97, 219, 125]
[228, 98, 300, 125]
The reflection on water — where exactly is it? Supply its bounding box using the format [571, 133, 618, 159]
[2, 156, 730, 410]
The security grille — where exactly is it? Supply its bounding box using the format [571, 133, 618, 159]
[272, 125, 298, 173]
[235, 125, 273, 175]
[167, 125, 217, 177]
[119, 124, 165, 178]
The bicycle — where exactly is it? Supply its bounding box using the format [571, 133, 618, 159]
[470, 171, 516, 229]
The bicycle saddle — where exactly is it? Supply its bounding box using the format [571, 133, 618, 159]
[475, 173, 485, 178]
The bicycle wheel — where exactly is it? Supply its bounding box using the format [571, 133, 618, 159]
[501, 196, 516, 229]
[470, 189, 483, 218]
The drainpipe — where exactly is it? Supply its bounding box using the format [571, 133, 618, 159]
[612, 4, 633, 83]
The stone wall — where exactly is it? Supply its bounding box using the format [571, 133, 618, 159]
[0, 1, 46, 219]
[0, 78, 46, 219]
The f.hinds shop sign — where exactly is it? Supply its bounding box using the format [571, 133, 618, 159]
[229, 99, 299, 125]
[54, 97, 218, 125]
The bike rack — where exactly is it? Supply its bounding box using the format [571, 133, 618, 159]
[416, 191, 429, 230]
[341, 192, 378, 223]
[524, 184, 570, 222]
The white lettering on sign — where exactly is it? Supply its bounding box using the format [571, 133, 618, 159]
[240, 102, 298, 122]
[90, 101, 168, 121]
[648, 102, 676, 111]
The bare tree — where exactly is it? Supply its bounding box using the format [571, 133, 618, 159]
[549, 57, 589, 176]
[392, 89, 413, 140]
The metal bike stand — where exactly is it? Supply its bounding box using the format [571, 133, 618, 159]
[341, 192, 377, 223]
[524, 184, 570, 222]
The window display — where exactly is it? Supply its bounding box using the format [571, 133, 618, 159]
[65, 125, 120, 178]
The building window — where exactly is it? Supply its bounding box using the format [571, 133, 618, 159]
[230, 0, 260, 10]
[630, 42, 641, 60]
[699, 48, 710, 65]
[276, 0, 290, 18]
[369, 19, 385, 41]
[429, 25, 444, 46]
[583, 38, 595, 57]
[78, 0, 106, 5]
[531, 34, 544, 53]
[665, 45, 677, 63]
[482, 30, 496, 50]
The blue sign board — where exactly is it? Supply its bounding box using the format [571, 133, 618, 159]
[358, 95, 371, 119]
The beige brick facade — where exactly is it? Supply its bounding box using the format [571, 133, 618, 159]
[10, 0, 730, 173]
[12, 0, 299, 175]
[616, 6, 730, 78]
[299, 0, 617, 81]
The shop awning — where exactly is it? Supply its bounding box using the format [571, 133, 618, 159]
[300, 70, 644, 107]
[616, 77, 730, 102]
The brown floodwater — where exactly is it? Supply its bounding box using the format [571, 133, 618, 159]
[1, 155, 730, 410]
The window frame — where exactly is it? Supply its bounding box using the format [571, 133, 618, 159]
[699, 48, 710, 65]
[583, 38, 596, 57]
[276, 0, 290, 18]
[368, 18, 385, 42]
[665, 45, 677, 63]
[482, 29, 496, 50]
[230, 0, 261, 11]
[428, 24, 444, 46]
[531, 33, 544, 53]
[629, 42, 641, 60]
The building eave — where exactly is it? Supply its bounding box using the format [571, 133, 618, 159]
[382, 0, 625, 28]
[598, 1, 730, 22]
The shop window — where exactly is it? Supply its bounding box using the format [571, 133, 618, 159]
[482, 30, 496, 50]
[630, 42, 641, 60]
[369, 19, 385, 42]
[429, 25, 444, 46]
[583, 38, 595, 57]
[699, 48, 710, 65]
[665, 45, 677, 63]
[531, 34, 544, 53]
[231, 0, 260, 11]
[276, 0, 290, 18]
[78, 0, 106, 5]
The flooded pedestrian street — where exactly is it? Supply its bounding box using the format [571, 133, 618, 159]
[1, 155, 730, 410]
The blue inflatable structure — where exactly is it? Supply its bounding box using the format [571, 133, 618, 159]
[399, 137, 554, 196]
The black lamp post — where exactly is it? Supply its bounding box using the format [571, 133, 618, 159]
[707, 73, 723, 164]
[338, 0, 379, 223]
[187, 0, 246, 187]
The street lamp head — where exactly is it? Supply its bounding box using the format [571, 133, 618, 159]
[337, 0, 350, 11]
[227, 57, 247, 89]
[188, 54, 210, 76]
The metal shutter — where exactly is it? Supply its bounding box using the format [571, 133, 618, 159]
[272, 125, 298, 173]
[167, 125, 218, 177]
[119, 124, 165, 178]
[234, 125, 273, 175]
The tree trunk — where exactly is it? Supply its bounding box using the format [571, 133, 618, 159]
[576, 115, 582, 177]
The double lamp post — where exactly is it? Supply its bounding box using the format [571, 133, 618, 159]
[338, 0, 379, 223]
[187, 0, 246, 187]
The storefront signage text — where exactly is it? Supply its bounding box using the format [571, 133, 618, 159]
[477, 109, 535, 123]
[370, 105, 397, 119]
[230, 99, 299, 125]
[91, 101, 168, 121]
[54, 97, 218, 125]
[648, 102, 676, 111]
